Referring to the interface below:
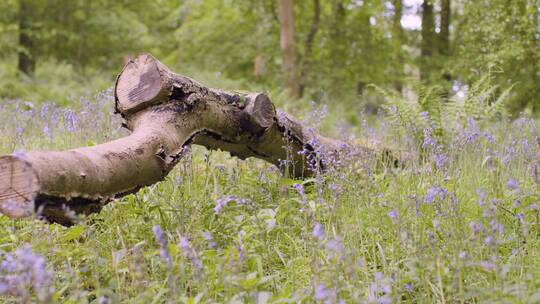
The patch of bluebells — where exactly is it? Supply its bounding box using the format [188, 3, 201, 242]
[203, 232, 217, 249]
[64, 110, 78, 132]
[0, 244, 54, 303]
[312, 222, 325, 242]
[297, 133, 324, 174]
[424, 186, 449, 204]
[292, 183, 308, 205]
[236, 230, 246, 266]
[367, 272, 393, 304]
[325, 237, 345, 260]
[458, 117, 495, 146]
[152, 225, 172, 268]
[179, 237, 204, 277]
[421, 125, 449, 170]
[314, 283, 339, 304]
[214, 195, 252, 214]
[507, 178, 519, 192]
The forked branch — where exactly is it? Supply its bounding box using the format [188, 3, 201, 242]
[0, 53, 386, 225]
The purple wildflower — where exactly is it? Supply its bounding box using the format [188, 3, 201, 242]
[484, 236, 495, 246]
[314, 283, 336, 303]
[368, 272, 393, 304]
[314, 283, 328, 301]
[236, 231, 246, 265]
[64, 110, 77, 132]
[422, 128, 437, 150]
[476, 189, 487, 207]
[404, 283, 413, 293]
[43, 125, 52, 139]
[387, 210, 398, 219]
[424, 186, 449, 204]
[483, 132, 495, 144]
[152, 225, 172, 267]
[292, 183, 308, 205]
[15, 127, 24, 137]
[507, 178, 519, 191]
[326, 237, 344, 259]
[214, 195, 251, 214]
[433, 152, 449, 169]
[479, 261, 495, 271]
[40, 104, 49, 118]
[470, 222, 483, 235]
[179, 237, 203, 275]
[203, 232, 217, 249]
[328, 183, 343, 197]
[312, 222, 325, 241]
[0, 244, 54, 303]
[464, 117, 480, 143]
[174, 176, 182, 187]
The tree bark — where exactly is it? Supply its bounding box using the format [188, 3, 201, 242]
[18, 0, 35, 77]
[0, 53, 388, 225]
[392, 0, 404, 93]
[439, 0, 452, 88]
[278, 0, 301, 99]
[299, 0, 321, 97]
[420, 0, 436, 81]
[439, 0, 451, 57]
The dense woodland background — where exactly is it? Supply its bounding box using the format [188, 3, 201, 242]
[0, 0, 539, 114]
[1, 1, 540, 303]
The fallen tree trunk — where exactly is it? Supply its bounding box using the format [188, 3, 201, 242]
[0, 53, 384, 225]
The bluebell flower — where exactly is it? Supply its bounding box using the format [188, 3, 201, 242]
[152, 225, 172, 267]
[312, 222, 325, 241]
[507, 178, 519, 191]
[0, 244, 54, 302]
[387, 210, 398, 219]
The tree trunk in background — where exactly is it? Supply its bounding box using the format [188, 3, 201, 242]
[278, 0, 301, 99]
[439, 0, 452, 92]
[392, 0, 404, 93]
[420, 0, 436, 81]
[299, 0, 320, 97]
[439, 0, 451, 56]
[18, 0, 35, 77]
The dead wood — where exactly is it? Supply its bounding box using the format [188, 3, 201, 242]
[0, 53, 387, 225]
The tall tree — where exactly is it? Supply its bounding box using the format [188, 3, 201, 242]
[420, 0, 436, 81]
[439, 0, 452, 85]
[439, 0, 451, 56]
[392, 0, 404, 92]
[17, 0, 35, 76]
[278, 0, 301, 99]
[299, 0, 320, 96]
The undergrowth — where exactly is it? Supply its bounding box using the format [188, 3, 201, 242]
[0, 84, 539, 303]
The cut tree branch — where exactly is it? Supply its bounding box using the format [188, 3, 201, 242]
[0, 53, 388, 226]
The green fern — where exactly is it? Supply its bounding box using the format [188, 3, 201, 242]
[377, 74, 512, 148]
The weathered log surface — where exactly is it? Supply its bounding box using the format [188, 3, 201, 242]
[0, 53, 382, 225]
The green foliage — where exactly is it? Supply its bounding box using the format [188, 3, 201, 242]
[445, 74, 511, 124]
[0, 60, 112, 105]
[380, 74, 511, 147]
[1, 88, 540, 302]
[0, 0, 538, 113]
[453, 0, 540, 114]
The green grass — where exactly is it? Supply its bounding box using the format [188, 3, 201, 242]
[0, 85, 539, 303]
